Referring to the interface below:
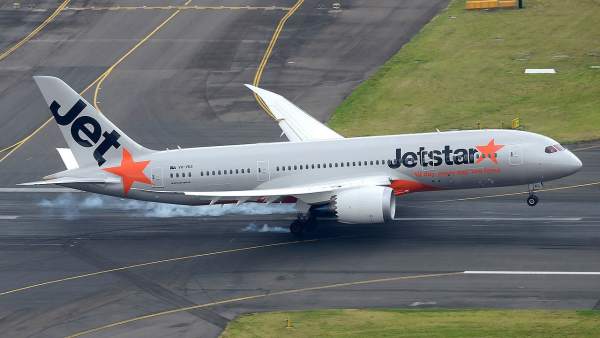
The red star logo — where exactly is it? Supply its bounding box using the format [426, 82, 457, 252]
[476, 139, 504, 164]
[103, 148, 151, 195]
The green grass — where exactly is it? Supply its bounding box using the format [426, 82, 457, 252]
[328, 0, 600, 143]
[221, 309, 600, 338]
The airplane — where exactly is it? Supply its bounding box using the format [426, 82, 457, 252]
[23, 76, 582, 235]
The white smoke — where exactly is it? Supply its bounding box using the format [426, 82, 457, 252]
[242, 223, 288, 233]
[38, 193, 297, 219]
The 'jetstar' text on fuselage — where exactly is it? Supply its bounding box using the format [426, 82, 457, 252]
[388, 146, 481, 169]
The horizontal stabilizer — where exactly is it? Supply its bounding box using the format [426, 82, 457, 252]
[19, 177, 120, 186]
[57, 148, 79, 170]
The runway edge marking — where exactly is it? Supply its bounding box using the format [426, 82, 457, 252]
[0, 238, 320, 297]
[65, 272, 462, 337]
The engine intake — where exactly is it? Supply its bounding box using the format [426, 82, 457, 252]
[331, 186, 396, 224]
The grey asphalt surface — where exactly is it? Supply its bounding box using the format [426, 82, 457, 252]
[0, 1, 599, 337]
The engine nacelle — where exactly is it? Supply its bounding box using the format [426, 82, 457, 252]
[331, 186, 396, 224]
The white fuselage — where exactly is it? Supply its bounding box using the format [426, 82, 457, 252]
[67, 129, 582, 205]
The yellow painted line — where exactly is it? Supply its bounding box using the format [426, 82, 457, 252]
[92, 3, 187, 112]
[252, 0, 304, 119]
[572, 144, 600, 152]
[0, 0, 71, 62]
[435, 181, 600, 203]
[0, 2, 189, 164]
[66, 271, 462, 337]
[0, 238, 320, 297]
[65, 6, 291, 11]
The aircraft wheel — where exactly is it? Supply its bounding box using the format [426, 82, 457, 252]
[290, 220, 305, 236]
[526, 194, 539, 207]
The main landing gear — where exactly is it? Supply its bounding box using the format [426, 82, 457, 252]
[526, 183, 542, 207]
[290, 214, 317, 237]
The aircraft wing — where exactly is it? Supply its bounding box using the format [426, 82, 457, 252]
[144, 176, 391, 204]
[245, 85, 344, 142]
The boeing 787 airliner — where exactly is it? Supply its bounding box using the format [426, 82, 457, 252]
[23, 77, 582, 235]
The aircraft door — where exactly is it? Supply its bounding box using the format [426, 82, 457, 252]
[508, 146, 523, 165]
[151, 168, 164, 187]
[256, 161, 270, 181]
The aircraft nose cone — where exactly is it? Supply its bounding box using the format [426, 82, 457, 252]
[566, 151, 583, 174]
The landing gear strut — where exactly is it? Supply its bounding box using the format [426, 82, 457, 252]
[526, 183, 542, 207]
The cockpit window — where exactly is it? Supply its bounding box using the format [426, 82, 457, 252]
[545, 144, 565, 154]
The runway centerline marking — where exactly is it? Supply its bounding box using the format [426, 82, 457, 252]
[0, 0, 192, 164]
[434, 180, 600, 202]
[65, 271, 462, 337]
[465, 271, 600, 275]
[0, 238, 320, 298]
[0, 216, 19, 220]
[252, 0, 304, 118]
[0, 0, 70, 63]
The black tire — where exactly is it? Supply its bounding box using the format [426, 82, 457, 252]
[527, 195, 538, 207]
[290, 220, 304, 236]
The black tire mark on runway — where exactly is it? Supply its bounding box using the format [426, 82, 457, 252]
[64, 241, 230, 329]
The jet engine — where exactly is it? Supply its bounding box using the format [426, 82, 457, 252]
[331, 186, 396, 224]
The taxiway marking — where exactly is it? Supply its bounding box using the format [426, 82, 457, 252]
[0, 1, 190, 164]
[572, 144, 600, 152]
[0, 238, 320, 297]
[435, 180, 600, 203]
[0, 0, 71, 62]
[465, 271, 600, 275]
[252, 0, 304, 118]
[65, 5, 291, 11]
[92, 0, 193, 112]
[65, 271, 462, 337]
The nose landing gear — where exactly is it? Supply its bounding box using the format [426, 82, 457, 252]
[526, 194, 539, 207]
[526, 182, 542, 207]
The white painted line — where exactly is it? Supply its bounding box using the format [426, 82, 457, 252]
[0, 188, 81, 193]
[465, 271, 600, 275]
[0, 243, 62, 246]
[525, 68, 556, 74]
[393, 217, 581, 222]
[0, 216, 18, 220]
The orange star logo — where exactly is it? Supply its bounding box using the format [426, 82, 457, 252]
[476, 139, 504, 164]
[103, 148, 151, 195]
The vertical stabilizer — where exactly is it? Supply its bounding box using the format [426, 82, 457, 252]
[33, 76, 151, 168]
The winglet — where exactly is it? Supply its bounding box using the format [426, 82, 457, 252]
[244, 84, 343, 142]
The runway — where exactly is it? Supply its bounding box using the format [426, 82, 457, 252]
[0, 0, 599, 337]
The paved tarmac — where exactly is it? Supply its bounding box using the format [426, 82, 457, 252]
[1, 1, 599, 337]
